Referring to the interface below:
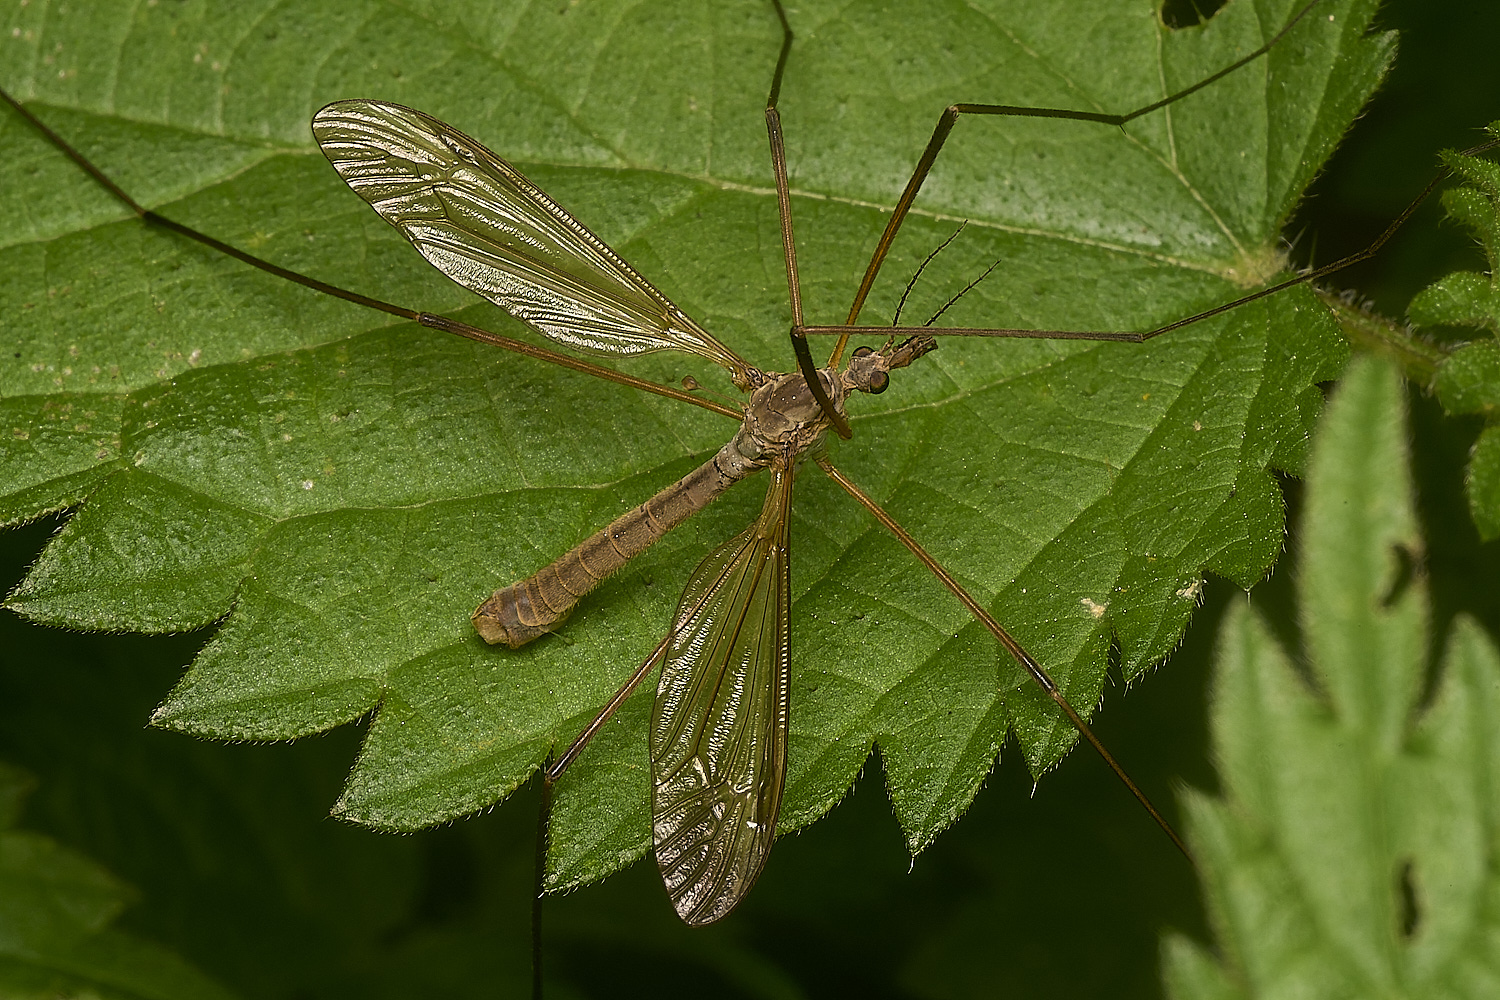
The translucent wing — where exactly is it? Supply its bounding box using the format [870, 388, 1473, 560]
[650, 465, 793, 926]
[311, 100, 756, 387]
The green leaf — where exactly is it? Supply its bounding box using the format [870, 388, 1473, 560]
[1435, 340, 1500, 539]
[1415, 123, 1500, 538]
[1163, 354, 1500, 998]
[1, 0, 1389, 892]
[1467, 427, 1500, 540]
[1436, 340, 1500, 416]
[0, 762, 238, 1000]
[1412, 270, 1499, 331]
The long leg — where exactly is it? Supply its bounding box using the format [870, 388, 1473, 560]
[817, 457, 1191, 859]
[827, 0, 1329, 365]
[531, 632, 673, 1000]
[795, 131, 1500, 345]
[764, 0, 851, 440]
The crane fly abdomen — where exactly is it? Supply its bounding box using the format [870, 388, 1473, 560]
[473, 451, 745, 647]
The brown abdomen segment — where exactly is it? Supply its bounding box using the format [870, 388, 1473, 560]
[473, 454, 739, 647]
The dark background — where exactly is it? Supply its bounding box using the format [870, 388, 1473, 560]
[3, 1, 1497, 996]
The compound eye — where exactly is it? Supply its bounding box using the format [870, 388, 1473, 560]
[868, 370, 889, 394]
[852, 345, 875, 358]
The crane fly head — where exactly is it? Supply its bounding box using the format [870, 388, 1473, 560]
[842, 336, 939, 396]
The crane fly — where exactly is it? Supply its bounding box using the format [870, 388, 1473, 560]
[298, 0, 1344, 926]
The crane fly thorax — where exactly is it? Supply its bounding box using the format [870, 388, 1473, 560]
[725, 335, 938, 472]
[730, 369, 844, 469]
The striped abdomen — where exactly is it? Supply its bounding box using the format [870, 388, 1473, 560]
[472, 450, 744, 647]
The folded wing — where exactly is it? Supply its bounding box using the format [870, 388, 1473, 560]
[650, 465, 793, 925]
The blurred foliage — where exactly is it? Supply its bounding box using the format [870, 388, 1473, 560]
[1409, 126, 1500, 539]
[1167, 356, 1500, 998]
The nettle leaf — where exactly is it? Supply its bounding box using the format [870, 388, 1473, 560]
[1163, 355, 1500, 999]
[1, 0, 1388, 891]
[0, 762, 237, 999]
[1420, 123, 1500, 539]
[1411, 123, 1500, 335]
